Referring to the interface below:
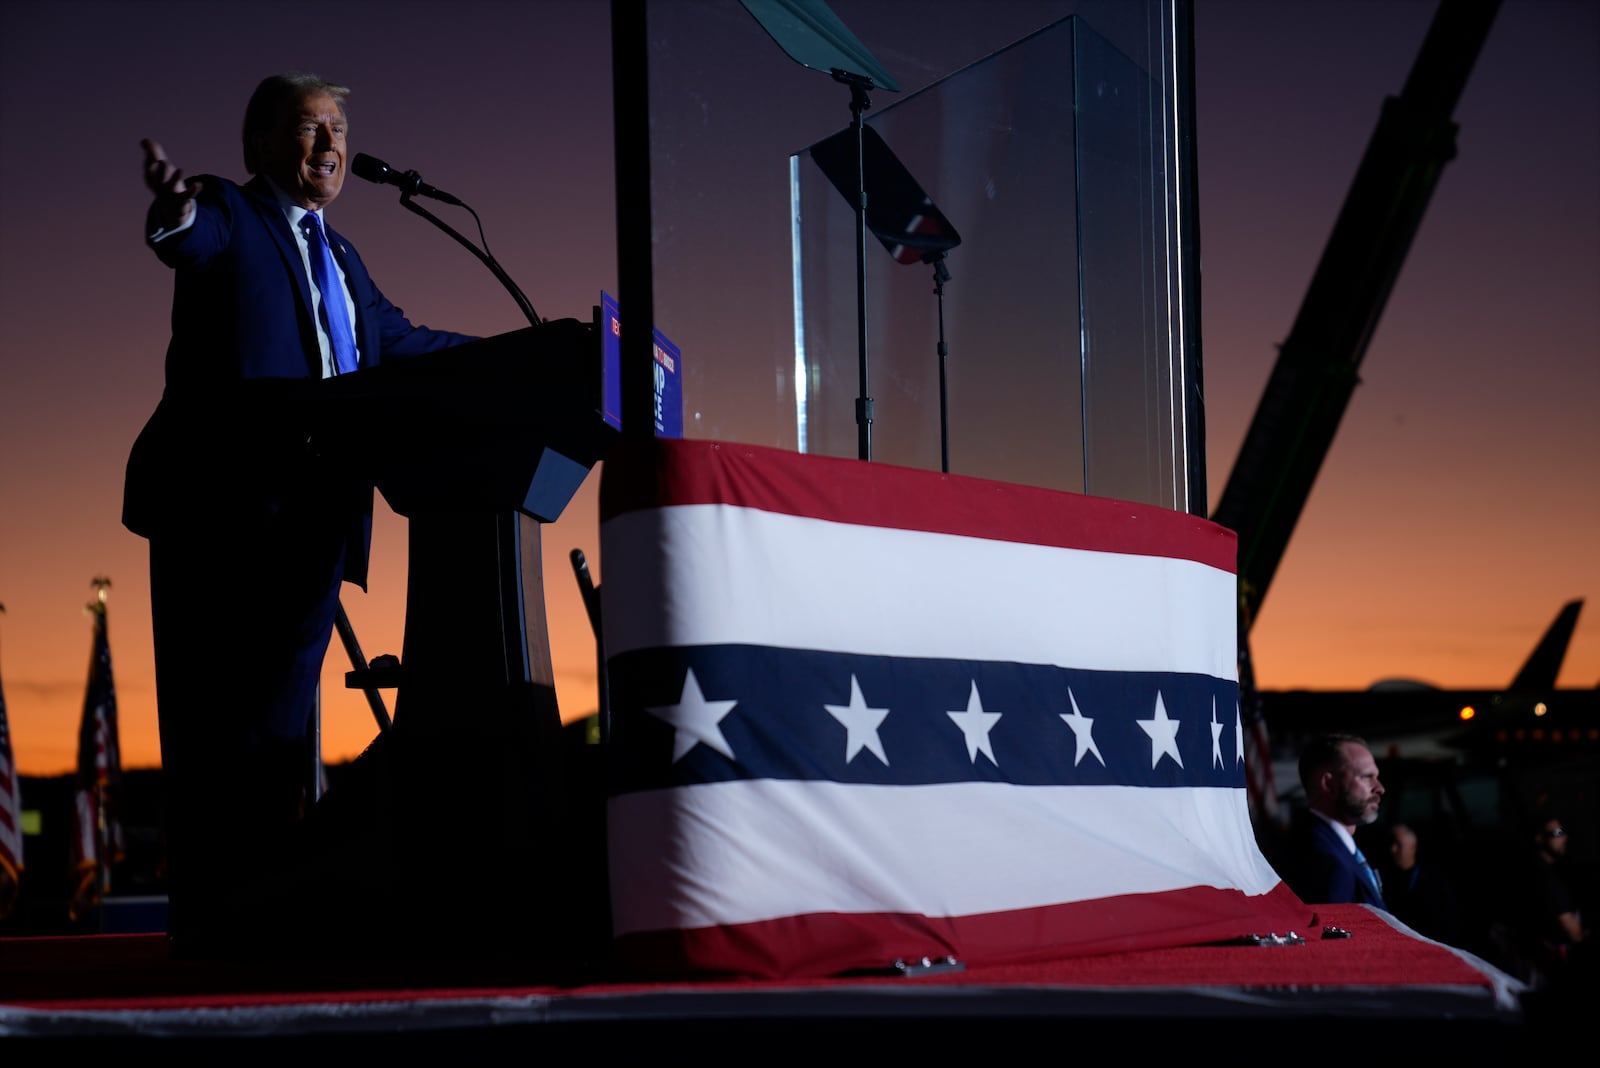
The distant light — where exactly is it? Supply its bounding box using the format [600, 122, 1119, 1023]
[1534, 702, 1548, 716]
[1458, 706, 1476, 721]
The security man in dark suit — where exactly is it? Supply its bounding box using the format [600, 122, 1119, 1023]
[1282, 732, 1389, 909]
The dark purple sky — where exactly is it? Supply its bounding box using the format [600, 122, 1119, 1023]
[1, 0, 1595, 774]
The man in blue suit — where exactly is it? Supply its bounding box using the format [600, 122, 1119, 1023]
[1282, 733, 1389, 909]
[125, 73, 474, 953]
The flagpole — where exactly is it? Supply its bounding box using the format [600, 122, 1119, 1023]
[0, 601, 24, 924]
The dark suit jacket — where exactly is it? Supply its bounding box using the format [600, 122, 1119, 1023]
[1283, 811, 1387, 908]
[123, 175, 474, 585]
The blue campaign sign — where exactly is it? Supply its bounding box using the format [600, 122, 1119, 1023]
[601, 291, 682, 438]
[651, 331, 683, 439]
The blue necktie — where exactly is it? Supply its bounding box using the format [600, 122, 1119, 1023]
[1355, 847, 1384, 900]
[302, 212, 358, 375]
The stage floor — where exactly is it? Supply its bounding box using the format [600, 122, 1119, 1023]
[0, 904, 1551, 1054]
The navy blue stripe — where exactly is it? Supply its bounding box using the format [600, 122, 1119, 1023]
[607, 645, 1245, 795]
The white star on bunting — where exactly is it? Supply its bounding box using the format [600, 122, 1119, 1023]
[1235, 702, 1246, 766]
[646, 667, 738, 763]
[947, 681, 1001, 766]
[1137, 691, 1183, 769]
[1210, 697, 1225, 769]
[824, 674, 891, 765]
[1059, 688, 1105, 766]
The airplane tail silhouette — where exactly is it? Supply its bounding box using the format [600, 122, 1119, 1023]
[1507, 599, 1582, 692]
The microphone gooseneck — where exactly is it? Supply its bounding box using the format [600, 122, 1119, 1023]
[352, 151, 542, 328]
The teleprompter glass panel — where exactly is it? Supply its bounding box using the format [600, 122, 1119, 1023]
[643, 1, 1198, 510]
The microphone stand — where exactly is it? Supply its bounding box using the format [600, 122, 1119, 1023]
[394, 193, 543, 329]
[569, 549, 608, 745]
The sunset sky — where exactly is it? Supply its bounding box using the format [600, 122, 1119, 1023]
[1, 0, 1596, 777]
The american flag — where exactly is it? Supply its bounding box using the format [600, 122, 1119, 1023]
[600, 439, 1310, 979]
[70, 585, 125, 921]
[1237, 619, 1284, 831]
[0, 605, 23, 921]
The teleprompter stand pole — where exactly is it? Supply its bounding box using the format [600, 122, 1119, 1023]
[735, 0, 902, 460]
[808, 121, 961, 474]
[835, 68, 877, 462]
[932, 255, 951, 474]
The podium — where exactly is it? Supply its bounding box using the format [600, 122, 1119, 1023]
[242, 319, 619, 964]
[307, 318, 616, 727]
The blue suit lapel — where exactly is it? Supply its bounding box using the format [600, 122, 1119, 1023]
[245, 177, 321, 376]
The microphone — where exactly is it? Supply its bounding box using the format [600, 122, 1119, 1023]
[351, 153, 463, 206]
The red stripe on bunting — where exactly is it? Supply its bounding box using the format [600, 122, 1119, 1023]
[614, 882, 1314, 981]
[600, 438, 1237, 571]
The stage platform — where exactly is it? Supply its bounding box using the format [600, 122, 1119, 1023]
[0, 904, 1552, 1056]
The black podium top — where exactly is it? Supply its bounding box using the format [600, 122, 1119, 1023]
[284, 317, 618, 521]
